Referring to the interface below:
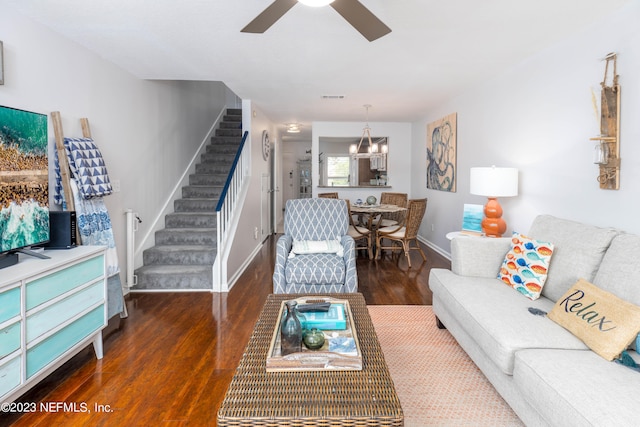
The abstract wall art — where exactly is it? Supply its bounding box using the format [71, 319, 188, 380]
[426, 112, 457, 192]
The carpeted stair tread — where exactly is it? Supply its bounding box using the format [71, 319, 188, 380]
[165, 212, 217, 226]
[182, 185, 224, 198]
[134, 265, 213, 290]
[155, 228, 217, 245]
[189, 174, 227, 186]
[174, 199, 219, 213]
[143, 245, 215, 265]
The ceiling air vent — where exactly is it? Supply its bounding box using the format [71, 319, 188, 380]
[321, 95, 346, 99]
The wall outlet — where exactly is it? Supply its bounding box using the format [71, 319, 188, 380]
[112, 179, 121, 193]
[431, 224, 435, 232]
[254, 227, 259, 240]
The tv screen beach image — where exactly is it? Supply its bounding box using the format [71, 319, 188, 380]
[0, 105, 50, 252]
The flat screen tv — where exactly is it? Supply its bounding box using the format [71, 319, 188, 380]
[0, 105, 50, 269]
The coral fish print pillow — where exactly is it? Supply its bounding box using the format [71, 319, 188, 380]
[498, 232, 555, 300]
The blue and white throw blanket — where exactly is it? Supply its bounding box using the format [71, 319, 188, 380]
[69, 179, 124, 318]
[53, 141, 124, 319]
[54, 137, 113, 203]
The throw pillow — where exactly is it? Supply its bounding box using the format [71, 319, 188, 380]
[498, 232, 555, 300]
[547, 279, 640, 361]
[289, 239, 344, 258]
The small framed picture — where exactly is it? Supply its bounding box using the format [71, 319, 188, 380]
[0, 40, 4, 85]
[461, 203, 483, 235]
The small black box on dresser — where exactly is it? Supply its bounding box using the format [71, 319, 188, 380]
[45, 211, 77, 249]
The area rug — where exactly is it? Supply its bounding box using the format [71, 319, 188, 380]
[368, 305, 524, 427]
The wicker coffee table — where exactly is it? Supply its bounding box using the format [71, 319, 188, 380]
[217, 293, 404, 426]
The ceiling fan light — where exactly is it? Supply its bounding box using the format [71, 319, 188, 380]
[298, 0, 335, 7]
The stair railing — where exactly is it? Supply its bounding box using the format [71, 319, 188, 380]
[214, 130, 249, 290]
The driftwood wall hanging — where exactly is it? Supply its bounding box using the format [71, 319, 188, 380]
[590, 52, 620, 190]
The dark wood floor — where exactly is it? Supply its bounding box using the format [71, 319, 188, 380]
[3, 236, 450, 427]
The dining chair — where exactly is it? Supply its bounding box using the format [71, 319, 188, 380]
[375, 198, 428, 268]
[345, 199, 373, 259]
[318, 192, 339, 199]
[376, 192, 408, 228]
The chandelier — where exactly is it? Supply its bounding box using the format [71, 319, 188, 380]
[349, 105, 388, 159]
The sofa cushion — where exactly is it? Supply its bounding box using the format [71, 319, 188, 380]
[498, 232, 554, 300]
[285, 253, 345, 285]
[514, 349, 640, 427]
[451, 236, 512, 278]
[527, 215, 619, 302]
[593, 233, 640, 307]
[547, 279, 640, 361]
[429, 269, 588, 375]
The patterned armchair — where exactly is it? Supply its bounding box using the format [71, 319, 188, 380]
[273, 198, 358, 294]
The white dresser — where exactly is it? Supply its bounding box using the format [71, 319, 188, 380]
[0, 246, 107, 403]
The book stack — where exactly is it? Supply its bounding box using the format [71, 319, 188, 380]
[303, 303, 347, 330]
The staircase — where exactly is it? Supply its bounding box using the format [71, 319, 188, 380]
[133, 108, 242, 290]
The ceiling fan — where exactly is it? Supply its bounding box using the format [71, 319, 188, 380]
[241, 0, 391, 42]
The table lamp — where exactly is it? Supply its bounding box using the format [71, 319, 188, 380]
[470, 166, 519, 237]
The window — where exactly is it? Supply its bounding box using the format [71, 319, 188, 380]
[326, 156, 350, 186]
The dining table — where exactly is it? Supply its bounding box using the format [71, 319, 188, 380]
[349, 203, 407, 231]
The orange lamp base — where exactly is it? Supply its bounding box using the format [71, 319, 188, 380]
[482, 197, 506, 238]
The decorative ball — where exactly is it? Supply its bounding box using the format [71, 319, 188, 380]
[366, 196, 377, 205]
[303, 328, 325, 350]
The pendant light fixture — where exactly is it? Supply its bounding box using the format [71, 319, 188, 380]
[350, 105, 388, 160]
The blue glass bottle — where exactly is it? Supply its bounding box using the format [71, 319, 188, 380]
[281, 301, 302, 355]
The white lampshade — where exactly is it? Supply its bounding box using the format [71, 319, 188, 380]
[470, 166, 518, 197]
[298, 0, 335, 6]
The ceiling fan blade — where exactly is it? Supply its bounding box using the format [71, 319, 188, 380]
[241, 0, 298, 33]
[330, 0, 391, 41]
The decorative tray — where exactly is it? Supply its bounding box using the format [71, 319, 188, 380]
[266, 296, 363, 372]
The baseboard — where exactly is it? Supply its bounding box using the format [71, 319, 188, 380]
[418, 235, 451, 260]
[225, 241, 265, 292]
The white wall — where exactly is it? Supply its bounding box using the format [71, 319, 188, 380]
[412, 1, 640, 254]
[226, 102, 276, 285]
[312, 121, 412, 202]
[0, 7, 233, 284]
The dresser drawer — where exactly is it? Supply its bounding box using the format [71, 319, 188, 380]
[0, 355, 22, 398]
[0, 286, 21, 324]
[26, 255, 104, 310]
[26, 306, 104, 378]
[0, 321, 21, 360]
[26, 281, 104, 343]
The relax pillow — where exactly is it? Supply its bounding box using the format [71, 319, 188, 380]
[498, 232, 554, 300]
[547, 279, 640, 361]
[289, 239, 344, 258]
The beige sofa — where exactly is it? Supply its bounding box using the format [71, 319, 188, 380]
[429, 215, 640, 426]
